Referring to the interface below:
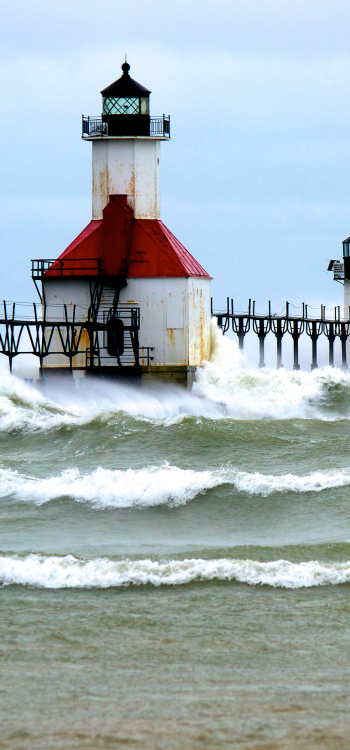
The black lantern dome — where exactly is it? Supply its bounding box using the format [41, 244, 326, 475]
[101, 62, 151, 136]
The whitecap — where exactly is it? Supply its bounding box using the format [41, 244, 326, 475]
[1, 553, 350, 589]
[2, 463, 350, 508]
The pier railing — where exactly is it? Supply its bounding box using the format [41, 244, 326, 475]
[211, 299, 350, 370]
[0, 301, 142, 374]
[31, 259, 102, 279]
[2, 296, 348, 373]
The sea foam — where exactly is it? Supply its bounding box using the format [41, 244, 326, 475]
[1, 553, 350, 589]
[194, 322, 350, 420]
[2, 463, 350, 508]
[1, 321, 350, 431]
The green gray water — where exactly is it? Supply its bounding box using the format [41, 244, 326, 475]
[2, 350, 350, 749]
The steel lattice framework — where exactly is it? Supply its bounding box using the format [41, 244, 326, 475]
[0, 301, 144, 374]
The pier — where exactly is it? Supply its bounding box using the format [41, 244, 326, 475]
[212, 299, 350, 370]
[0, 301, 148, 375]
[0, 296, 349, 376]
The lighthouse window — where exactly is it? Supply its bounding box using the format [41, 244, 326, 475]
[103, 97, 139, 115]
[343, 242, 350, 258]
[140, 97, 149, 115]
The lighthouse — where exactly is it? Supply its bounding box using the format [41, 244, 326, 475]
[36, 61, 212, 387]
[328, 237, 350, 317]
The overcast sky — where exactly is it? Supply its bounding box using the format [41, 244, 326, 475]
[1, 0, 350, 315]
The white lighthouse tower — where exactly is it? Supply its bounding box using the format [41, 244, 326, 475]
[328, 238, 350, 317]
[91, 61, 161, 221]
[39, 62, 212, 387]
[342, 237, 350, 318]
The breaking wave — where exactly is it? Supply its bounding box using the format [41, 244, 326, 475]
[0, 370, 76, 432]
[194, 322, 350, 420]
[1, 323, 350, 431]
[2, 463, 350, 508]
[2, 553, 350, 589]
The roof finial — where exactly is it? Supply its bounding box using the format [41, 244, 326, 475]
[121, 56, 130, 75]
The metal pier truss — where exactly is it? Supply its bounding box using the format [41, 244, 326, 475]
[212, 299, 350, 370]
[0, 301, 151, 375]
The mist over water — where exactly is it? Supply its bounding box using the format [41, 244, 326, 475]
[3, 324, 350, 748]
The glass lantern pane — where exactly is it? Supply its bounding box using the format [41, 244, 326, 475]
[140, 97, 149, 115]
[344, 242, 350, 258]
[103, 97, 139, 115]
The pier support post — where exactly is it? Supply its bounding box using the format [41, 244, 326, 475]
[258, 333, 266, 368]
[324, 322, 336, 367]
[288, 319, 304, 371]
[306, 320, 322, 371]
[271, 317, 287, 369]
[276, 334, 282, 368]
[329, 336, 334, 366]
[238, 318, 245, 351]
[311, 330, 318, 370]
[340, 323, 348, 370]
[232, 315, 250, 352]
[293, 337, 300, 370]
[253, 317, 270, 369]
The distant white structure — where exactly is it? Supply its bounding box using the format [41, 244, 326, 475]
[328, 237, 350, 317]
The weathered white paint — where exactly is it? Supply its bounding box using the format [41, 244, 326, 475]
[44, 278, 91, 313]
[344, 279, 350, 319]
[344, 280, 350, 362]
[42, 279, 91, 369]
[92, 139, 161, 219]
[166, 294, 184, 329]
[42, 276, 211, 370]
[188, 278, 212, 364]
[119, 277, 211, 366]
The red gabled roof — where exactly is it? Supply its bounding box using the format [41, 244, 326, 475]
[45, 195, 211, 279]
[46, 220, 103, 276]
[134, 220, 210, 277]
[60, 220, 103, 258]
[159, 221, 209, 276]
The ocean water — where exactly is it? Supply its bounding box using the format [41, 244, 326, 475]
[2, 325, 350, 748]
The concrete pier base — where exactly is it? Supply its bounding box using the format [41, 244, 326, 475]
[141, 365, 197, 389]
[40, 365, 197, 389]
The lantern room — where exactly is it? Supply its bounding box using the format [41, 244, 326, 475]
[101, 61, 151, 137]
[82, 61, 170, 140]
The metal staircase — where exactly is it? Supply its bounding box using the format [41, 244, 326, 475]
[87, 269, 139, 370]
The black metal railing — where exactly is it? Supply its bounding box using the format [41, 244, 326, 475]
[87, 344, 154, 368]
[0, 300, 141, 373]
[82, 115, 170, 138]
[31, 260, 56, 278]
[82, 116, 108, 137]
[150, 116, 170, 137]
[32, 258, 102, 279]
[139, 346, 154, 365]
